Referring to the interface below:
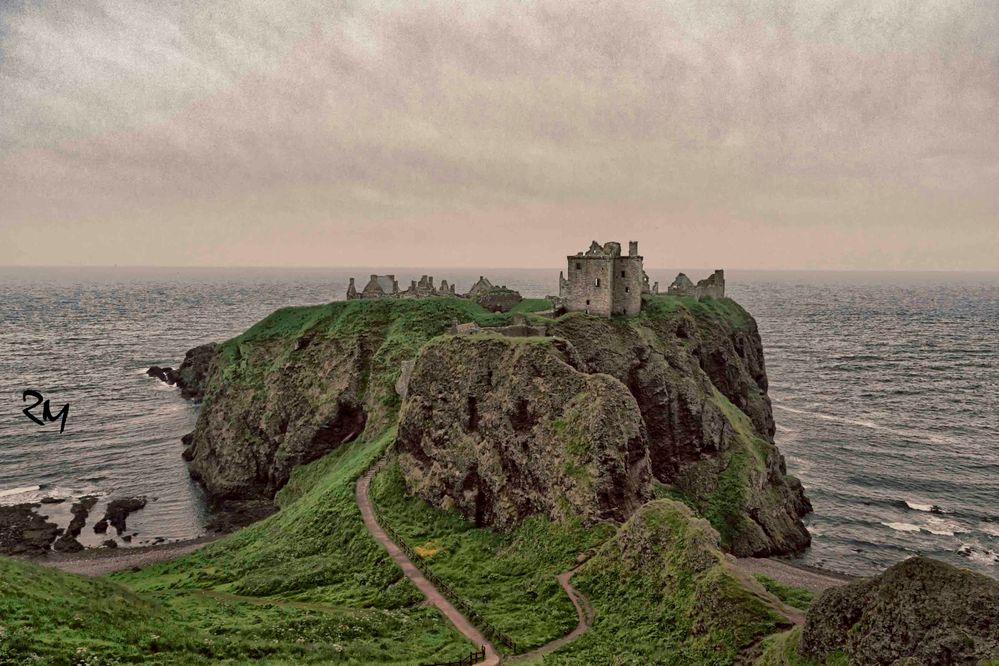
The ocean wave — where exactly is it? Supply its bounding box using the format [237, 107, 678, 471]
[773, 403, 956, 445]
[0, 485, 40, 499]
[882, 521, 922, 533]
[905, 500, 945, 513]
[957, 544, 999, 566]
[924, 517, 966, 536]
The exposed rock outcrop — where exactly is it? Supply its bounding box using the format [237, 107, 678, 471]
[547, 306, 810, 556]
[396, 335, 652, 528]
[52, 495, 98, 552]
[0, 504, 59, 555]
[146, 342, 217, 400]
[93, 497, 146, 535]
[800, 556, 999, 665]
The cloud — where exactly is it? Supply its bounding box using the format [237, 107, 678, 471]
[1, 0, 997, 268]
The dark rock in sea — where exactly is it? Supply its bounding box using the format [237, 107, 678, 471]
[102, 539, 118, 549]
[39, 497, 65, 504]
[801, 556, 999, 665]
[95, 497, 147, 535]
[146, 343, 217, 400]
[0, 503, 60, 555]
[53, 495, 99, 552]
[146, 365, 178, 385]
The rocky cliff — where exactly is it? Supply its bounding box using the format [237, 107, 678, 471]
[184, 294, 810, 556]
[396, 335, 651, 528]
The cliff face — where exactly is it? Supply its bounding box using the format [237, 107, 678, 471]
[185, 295, 810, 556]
[184, 299, 491, 501]
[396, 335, 652, 528]
[546, 301, 811, 555]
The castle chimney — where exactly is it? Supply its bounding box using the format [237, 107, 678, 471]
[629, 241, 639, 257]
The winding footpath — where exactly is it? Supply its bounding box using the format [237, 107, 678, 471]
[356, 465, 501, 666]
[356, 462, 594, 666]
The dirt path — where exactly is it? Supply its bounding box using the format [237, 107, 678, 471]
[356, 465, 500, 666]
[30, 535, 220, 577]
[506, 567, 593, 664]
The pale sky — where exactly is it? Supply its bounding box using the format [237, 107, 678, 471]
[1, 1, 997, 270]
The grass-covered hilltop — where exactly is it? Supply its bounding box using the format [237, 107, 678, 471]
[3, 294, 997, 665]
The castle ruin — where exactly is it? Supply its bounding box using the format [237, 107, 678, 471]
[558, 241, 651, 317]
[667, 270, 726, 299]
[346, 274, 456, 300]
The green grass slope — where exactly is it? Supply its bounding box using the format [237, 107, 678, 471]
[370, 459, 614, 651]
[538, 500, 788, 665]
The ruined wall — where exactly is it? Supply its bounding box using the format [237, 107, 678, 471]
[611, 256, 644, 316]
[563, 255, 616, 316]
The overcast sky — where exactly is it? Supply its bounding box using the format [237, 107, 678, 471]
[1, 1, 996, 269]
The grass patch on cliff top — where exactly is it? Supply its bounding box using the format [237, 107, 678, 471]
[109, 430, 474, 665]
[641, 294, 754, 330]
[369, 460, 614, 652]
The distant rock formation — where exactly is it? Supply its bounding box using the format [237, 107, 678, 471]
[800, 556, 999, 665]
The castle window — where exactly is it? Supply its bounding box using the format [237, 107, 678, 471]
[621, 271, 626, 278]
[575, 262, 581, 270]
[586, 299, 590, 305]
[625, 287, 630, 293]
[595, 278, 601, 287]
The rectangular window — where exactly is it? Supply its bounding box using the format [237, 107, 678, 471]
[585, 299, 590, 305]
[575, 263, 582, 270]
[625, 287, 630, 293]
[621, 271, 626, 278]
[595, 278, 601, 287]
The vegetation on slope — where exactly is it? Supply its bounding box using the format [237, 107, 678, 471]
[541, 500, 788, 665]
[754, 628, 848, 666]
[753, 574, 814, 611]
[110, 430, 474, 665]
[370, 460, 614, 651]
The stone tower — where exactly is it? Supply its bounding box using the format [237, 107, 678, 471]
[558, 240, 644, 317]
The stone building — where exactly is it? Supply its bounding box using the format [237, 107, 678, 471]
[667, 270, 726, 299]
[346, 274, 457, 300]
[558, 241, 646, 317]
[347, 274, 400, 299]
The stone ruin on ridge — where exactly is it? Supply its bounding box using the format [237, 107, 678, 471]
[345, 273, 524, 313]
